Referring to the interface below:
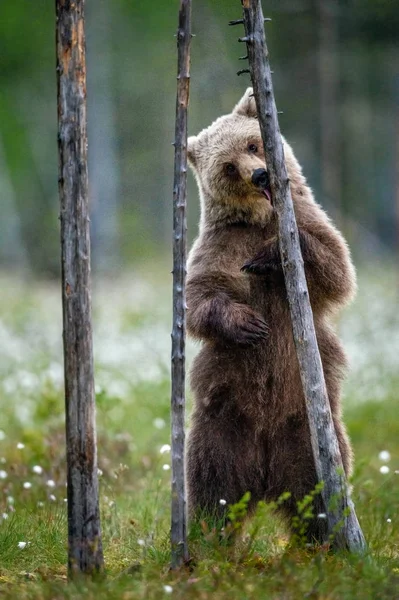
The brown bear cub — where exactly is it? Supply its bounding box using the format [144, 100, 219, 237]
[185, 88, 356, 543]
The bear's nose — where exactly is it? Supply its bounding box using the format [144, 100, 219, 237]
[251, 168, 269, 189]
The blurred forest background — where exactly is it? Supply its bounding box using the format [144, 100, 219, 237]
[0, 0, 398, 276]
[0, 2, 398, 594]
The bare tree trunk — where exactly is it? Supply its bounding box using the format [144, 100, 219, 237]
[318, 0, 342, 224]
[171, 0, 192, 569]
[86, 0, 120, 273]
[396, 77, 399, 289]
[56, 0, 104, 576]
[239, 0, 366, 553]
[0, 133, 28, 269]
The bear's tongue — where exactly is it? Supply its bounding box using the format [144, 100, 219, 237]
[262, 188, 272, 203]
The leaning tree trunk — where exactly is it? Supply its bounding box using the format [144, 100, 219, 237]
[170, 0, 192, 569]
[56, 0, 104, 576]
[237, 0, 366, 552]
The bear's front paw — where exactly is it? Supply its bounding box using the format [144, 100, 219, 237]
[241, 249, 282, 275]
[233, 307, 269, 346]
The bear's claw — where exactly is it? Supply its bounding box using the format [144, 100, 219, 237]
[241, 259, 282, 274]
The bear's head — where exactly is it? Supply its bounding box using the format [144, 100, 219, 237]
[188, 87, 304, 227]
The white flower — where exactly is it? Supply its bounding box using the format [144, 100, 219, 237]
[317, 513, 327, 519]
[32, 465, 43, 474]
[109, 500, 115, 508]
[49, 494, 56, 501]
[18, 542, 27, 549]
[0, 457, 6, 463]
[2, 513, 8, 520]
[153, 418, 166, 430]
[97, 468, 103, 477]
[160, 444, 171, 454]
[0, 431, 5, 441]
[7, 496, 14, 505]
[163, 585, 173, 594]
[46, 479, 56, 488]
[162, 464, 170, 471]
[17, 443, 25, 449]
[387, 518, 392, 523]
[0, 470, 7, 479]
[137, 539, 145, 547]
[23, 482, 32, 489]
[380, 465, 390, 474]
[378, 450, 391, 462]
[64, 499, 67, 503]
[219, 499, 227, 506]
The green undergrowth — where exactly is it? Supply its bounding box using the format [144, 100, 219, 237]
[0, 392, 397, 599]
[0, 270, 398, 598]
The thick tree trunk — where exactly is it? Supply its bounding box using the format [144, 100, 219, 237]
[170, 0, 192, 569]
[240, 0, 366, 553]
[56, 0, 104, 576]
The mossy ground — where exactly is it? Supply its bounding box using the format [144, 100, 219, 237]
[0, 268, 397, 599]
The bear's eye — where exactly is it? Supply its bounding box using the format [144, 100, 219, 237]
[248, 143, 258, 153]
[225, 163, 237, 176]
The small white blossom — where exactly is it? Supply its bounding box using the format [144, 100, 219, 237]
[160, 444, 171, 454]
[23, 482, 32, 489]
[109, 500, 115, 508]
[64, 498, 67, 503]
[378, 450, 391, 462]
[32, 465, 43, 474]
[37, 501, 44, 508]
[0, 431, 5, 441]
[18, 542, 27, 549]
[380, 465, 390, 474]
[2, 513, 8, 520]
[387, 518, 392, 523]
[17, 443, 25, 449]
[97, 468, 103, 477]
[153, 418, 166, 430]
[49, 494, 56, 501]
[7, 496, 14, 505]
[0, 470, 7, 479]
[219, 499, 227, 506]
[163, 585, 173, 594]
[137, 539, 145, 547]
[317, 513, 327, 519]
[162, 464, 170, 471]
[46, 479, 56, 488]
[0, 458, 6, 464]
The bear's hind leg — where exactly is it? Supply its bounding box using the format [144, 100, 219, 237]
[186, 413, 265, 529]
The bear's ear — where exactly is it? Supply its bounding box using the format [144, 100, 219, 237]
[233, 87, 257, 118]
[187, 136, 199, 168]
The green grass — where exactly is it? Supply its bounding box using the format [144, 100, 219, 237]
[0, 269, 398, 599]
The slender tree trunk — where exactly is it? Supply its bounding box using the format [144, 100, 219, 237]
[239, 0, 366, 553]
[396, 76, 399, 288]
[86, 0, 120, 273]
[0, 133, 28, 269]
[56, 0, 104, 576]
[171, 0, 192, 569]
[318, 0, 342, 224]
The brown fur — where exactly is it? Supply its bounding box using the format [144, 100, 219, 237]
[186, 88, 356, 543]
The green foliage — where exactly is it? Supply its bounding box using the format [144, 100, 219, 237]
[0, 272, 398, 598]
[0, 1, 397, 272]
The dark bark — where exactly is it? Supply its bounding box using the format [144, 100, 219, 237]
[240, 0, 366, 552]
[56, 0, 104, 575]
[171, 0, 191, 569]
